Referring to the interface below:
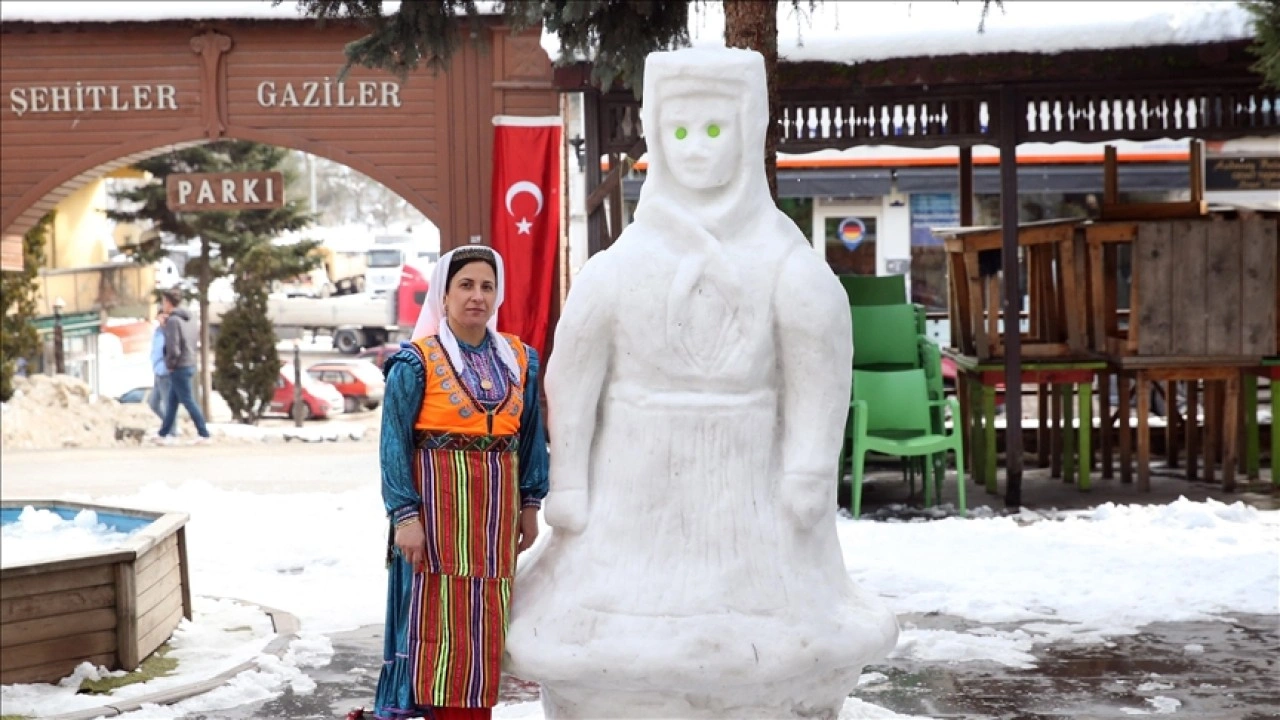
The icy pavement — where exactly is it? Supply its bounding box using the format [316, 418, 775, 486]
[183, 612, 1280, 720]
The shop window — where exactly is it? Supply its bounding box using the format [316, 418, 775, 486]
[909, 194, 957, 312]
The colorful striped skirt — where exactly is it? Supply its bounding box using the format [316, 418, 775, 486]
[375, 433, 520, 717]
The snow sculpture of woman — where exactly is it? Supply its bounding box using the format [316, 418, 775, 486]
[505, 47, 899, 719]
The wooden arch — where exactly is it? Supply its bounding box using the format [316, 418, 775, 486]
[0, 16, 558, 270]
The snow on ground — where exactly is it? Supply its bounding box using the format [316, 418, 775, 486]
[0, 506, 137, 566]
[5, 481, 1276, 718]
[0, 598, 302, 719]
[843, 498, 1280, 668]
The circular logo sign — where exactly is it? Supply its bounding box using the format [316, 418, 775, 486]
[838, 217, 866, 251]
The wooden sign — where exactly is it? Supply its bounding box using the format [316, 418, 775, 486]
[165, 171, 285, 212]
[1205, 156, 1280, 192]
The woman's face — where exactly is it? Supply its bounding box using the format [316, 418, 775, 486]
[444, 260, 497, 333]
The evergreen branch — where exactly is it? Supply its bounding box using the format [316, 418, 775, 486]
[1242, 0, 1280, 89]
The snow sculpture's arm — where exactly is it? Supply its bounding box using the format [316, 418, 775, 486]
[543, 257, 614, 533]
[774, 246, 853, 527]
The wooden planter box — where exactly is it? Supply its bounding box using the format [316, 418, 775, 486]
[1085, 216, 1278, 361]
[939, 218, 1089, 361]
[0, 502, 191, 685]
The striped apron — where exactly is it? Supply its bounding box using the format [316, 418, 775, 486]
[405, 335, 526, 708]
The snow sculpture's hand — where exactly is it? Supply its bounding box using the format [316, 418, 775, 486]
[517, 507, 540, 553]
[782, 471, 830, 527]
[544, 488, 588, 533]
[394, 521, 428, 572]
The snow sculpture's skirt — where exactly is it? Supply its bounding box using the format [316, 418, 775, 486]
[375, 433, 520, 717]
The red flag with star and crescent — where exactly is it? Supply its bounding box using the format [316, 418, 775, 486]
[490, 116, 562, 358]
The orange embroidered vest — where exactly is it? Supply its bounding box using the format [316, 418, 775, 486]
[412, 334, 527, 436]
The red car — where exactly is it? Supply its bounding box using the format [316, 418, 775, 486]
[269, 365, 345, 420]
[308, 360, 386, 413]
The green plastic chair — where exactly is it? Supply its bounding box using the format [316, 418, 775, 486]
[849, 369, 966, 519]
[840, 274, 907, 306]
[851, 304, 925, 371]
[839, 274, 927, 334]
[840, 305, 948, 491]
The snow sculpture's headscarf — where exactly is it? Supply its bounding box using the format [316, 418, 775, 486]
[412, 245, 522, 382]
[633, 47, 774, 236]
[632, 48, 778, 352]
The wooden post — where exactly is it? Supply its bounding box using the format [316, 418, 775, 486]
[1119, 372, 1133, 483]
[1186, 380, 1200, 482]
[1204, 381, 1220, 485]
[998, 85, 1025, 507]
[1165, 380, 1179, 468]
[1100, 372, 1114, 479]
[1062, 384, 1077, 484]
[1223, 372, 1240, 492]
[177, 527, 193, 620]
[1137, 371, 1151, 491]
[1103, 145, 1119, 206]
[1037, 383, 1049, 467]
[1050, 382, 1063, 478]
[114, 563, 139, 671]
[1078, 379, 1093, 491]
[959, 146, 975, 226]
[583, 90, 605, 258]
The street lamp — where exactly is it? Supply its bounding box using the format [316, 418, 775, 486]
[52, 297, 66, 375]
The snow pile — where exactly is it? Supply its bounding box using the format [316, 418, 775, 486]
[0, 598, 295, 719]
[0, 506, 138, 567]
[0, 375, 200, 450]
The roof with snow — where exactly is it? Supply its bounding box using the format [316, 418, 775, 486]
[730, 1, 1256, 64]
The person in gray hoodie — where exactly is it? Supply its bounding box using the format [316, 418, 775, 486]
[156, 288, 211, 443]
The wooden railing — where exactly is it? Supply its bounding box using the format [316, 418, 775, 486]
[595, 79, 1280, 153]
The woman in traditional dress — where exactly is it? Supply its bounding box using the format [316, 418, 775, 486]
[371, 245, 548, 720]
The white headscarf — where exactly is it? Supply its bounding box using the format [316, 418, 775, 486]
[412, 246, 522, 383]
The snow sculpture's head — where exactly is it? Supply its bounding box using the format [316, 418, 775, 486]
[640, 47, 768, 198]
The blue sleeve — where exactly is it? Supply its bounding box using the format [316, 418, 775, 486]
[150, 330, 166, 376]
[380, 349, 425, 525]
[517, 346, 550, 509]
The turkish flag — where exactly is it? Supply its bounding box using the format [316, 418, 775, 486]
[491, 116, 562, 357]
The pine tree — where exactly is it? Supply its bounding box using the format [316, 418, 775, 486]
[212, 244, 292, 423]
[1243, 1, 1280, 89]
[0, 213, 51, 401]
[107, 141, 319, 423]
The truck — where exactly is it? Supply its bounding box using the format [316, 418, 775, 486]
[276, 245, 369, 298]
[208, 262, 431, 354]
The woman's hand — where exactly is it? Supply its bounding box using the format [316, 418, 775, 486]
[517, 507, 539, 553]
[394, 520, 428, 571]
